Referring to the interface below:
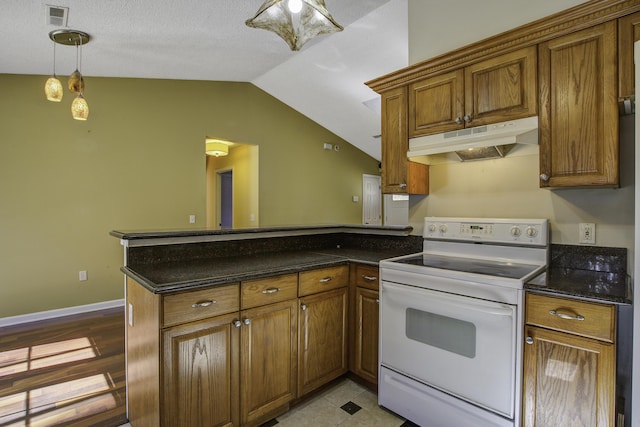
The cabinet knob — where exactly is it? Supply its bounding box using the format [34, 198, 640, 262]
[525, 337, 534, 345]
[399, 183, 407, 189]
[376, 299, 380, 304]
[463, 115, 472, 123]
[232, 320, 242, 328]
[243, 318, 251, 325]
[455, 117, 463, 125]
[301, 304, 307, 311]
[540, 173, 550, 182]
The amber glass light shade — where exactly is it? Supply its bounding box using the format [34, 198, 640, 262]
[71, 94, 89, 121]
[68, 70, 85, 93]
[44, 76, 63, 102]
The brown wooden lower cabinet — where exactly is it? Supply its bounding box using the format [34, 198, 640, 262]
[163, 313, 240, 427]
[298, 286, 348, 396]
[127, 265, 353, 427]
[523, 293, 616, 427]
[240, 299, 298, 426]
[353, 287, 379, 385]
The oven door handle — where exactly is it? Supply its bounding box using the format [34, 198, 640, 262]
[381, 282, 514, 317]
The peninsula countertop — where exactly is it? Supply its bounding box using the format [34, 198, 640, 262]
[123, 247, 413, 294]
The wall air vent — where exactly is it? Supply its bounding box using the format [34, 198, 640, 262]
[46, 5, 69, 27]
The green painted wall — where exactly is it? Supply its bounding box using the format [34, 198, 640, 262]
[0, 74, 379, 317]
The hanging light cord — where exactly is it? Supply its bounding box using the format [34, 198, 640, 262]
[51, 40, 57, 75]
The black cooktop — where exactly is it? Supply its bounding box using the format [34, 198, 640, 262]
[395, 253, 541, 280]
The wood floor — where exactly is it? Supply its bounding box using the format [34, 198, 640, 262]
[0, 308, 127, 427]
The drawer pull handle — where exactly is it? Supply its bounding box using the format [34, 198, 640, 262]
[319, 277, 332, 283]
[192, 300, 215, 308]
[362, 275, 378, 281]
[262, 287, 281, 294]
[549, 310, 585, 321]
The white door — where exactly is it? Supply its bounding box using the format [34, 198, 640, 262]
[362, 174, 382, 225]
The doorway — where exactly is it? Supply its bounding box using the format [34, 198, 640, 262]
[219, 170, 233, 229]
[362, 174, 382, 225]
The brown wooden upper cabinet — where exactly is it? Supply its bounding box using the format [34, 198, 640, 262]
[619, 11, 640, 101]
[538, 21, 619, 188]
[381, 86, 429, 194]
[408, 46, 538, 138]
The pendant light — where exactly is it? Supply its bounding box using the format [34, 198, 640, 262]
[46, 30, 91, 120]
[44, 40, 63, 102]
[246, 0, 343, 51]
[70, 41, 88, 120]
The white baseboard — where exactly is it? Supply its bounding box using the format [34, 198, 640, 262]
[0, 299, 125, 328]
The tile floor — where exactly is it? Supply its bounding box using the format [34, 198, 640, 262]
[118, 378, 417, 427]
[261, 378, 414, 427]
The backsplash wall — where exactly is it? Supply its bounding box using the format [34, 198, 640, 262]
[408, 116, 635, 273]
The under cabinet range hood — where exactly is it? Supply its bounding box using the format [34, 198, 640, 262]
[408, 116, 539, 161]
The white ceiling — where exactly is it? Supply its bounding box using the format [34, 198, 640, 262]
[1, 0, 408, 160]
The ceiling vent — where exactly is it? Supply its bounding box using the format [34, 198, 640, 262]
[46, 5, 69, 27]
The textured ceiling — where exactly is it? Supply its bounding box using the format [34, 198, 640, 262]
[1, 0, 405, 160]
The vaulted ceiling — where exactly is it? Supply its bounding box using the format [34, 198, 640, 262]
[1, 0, 407, 160]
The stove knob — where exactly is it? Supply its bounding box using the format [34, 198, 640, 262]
[439, 224, 448, 233]
[428, 224, 436, 232]
[526, 227, 538, 237]
[510, 226, 521, 237]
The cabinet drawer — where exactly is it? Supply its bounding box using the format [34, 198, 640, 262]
[241, 273, 298, 309]
[525, 293, 615, 342]
[354, 264, 379, 290]
[299, 265, 349, 296]
[163, 283, 240, 328]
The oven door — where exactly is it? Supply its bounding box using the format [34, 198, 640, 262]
[380, 280, 517, 418]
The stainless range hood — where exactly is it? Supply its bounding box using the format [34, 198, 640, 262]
[408, 116, 539, 161]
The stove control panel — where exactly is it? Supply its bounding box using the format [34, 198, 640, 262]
[424, 217, 548, 246]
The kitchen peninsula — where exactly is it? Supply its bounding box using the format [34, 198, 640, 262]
[111, 224, 421, 427]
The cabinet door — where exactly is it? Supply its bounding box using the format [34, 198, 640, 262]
[465, 46, 537, 126]
[538, 22, 618, 187]
[619, 11, 640, 100]
[240, 299, 297, 425]
[523, 326, 615, 427]
[298, 287, 348, 396]
[409, 69, 464, 137]
[353, 287, 379, 385]
[381, 87, 409, 193]
[163, 313, 240, 427]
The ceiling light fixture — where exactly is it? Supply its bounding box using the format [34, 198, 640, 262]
[245, 0, 343, 51]
[206, 139, 229, 157]
[46, 29, 91, 120]
[44, 40, 63, 102]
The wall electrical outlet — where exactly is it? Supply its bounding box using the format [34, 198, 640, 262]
[189, 214, 196, 224]
[79, 270, 88, 281]
[579, 223, 596, 244]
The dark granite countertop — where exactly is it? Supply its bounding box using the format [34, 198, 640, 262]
[525, 244, 632, 305]
[525, 268, 632, 305]
[124, 248, 411, 294]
